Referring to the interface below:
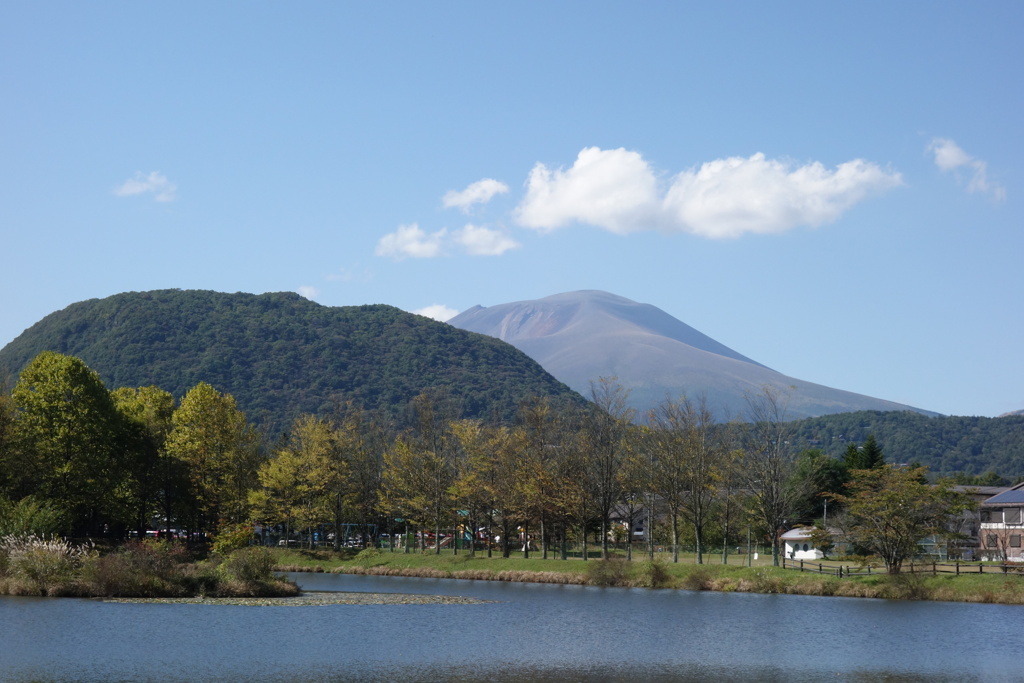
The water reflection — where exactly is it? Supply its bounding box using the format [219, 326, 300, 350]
[1, 573, 1021, 682]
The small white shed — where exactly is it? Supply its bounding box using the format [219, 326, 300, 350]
[781, 527, 825, 560]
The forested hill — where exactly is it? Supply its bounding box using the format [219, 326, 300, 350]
[0, 290, 585, 434]
[789, 411, 1024, 479]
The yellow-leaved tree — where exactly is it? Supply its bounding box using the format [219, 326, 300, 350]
[165, 382, 260, 536]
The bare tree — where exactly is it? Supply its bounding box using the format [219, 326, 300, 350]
[583, 378, 635, 559]
[739, 386, 820, 566]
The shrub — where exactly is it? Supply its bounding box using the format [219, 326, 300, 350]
[681, 567, 713, 591]
[80, 540, 192, 597]
[750, 567, 785, 594]
[635, 560, 673, 589]
[586, 558, 631, 587]
[882, 572, 932, 601]
[0, 535, 92, 596]
[355, 547, 383, 561]
[222, 546, 275, 584]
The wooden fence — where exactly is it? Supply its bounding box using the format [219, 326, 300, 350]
[780, 557, 1024, 577]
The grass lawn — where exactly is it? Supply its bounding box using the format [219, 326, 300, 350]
[270, 546, 1024, 604]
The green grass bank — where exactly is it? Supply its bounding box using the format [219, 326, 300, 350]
[273, 547, 1024, 605]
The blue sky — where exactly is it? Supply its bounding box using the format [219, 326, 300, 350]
[2, 3, 1021, 417]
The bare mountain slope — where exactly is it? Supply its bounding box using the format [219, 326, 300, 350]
[448, 290, 935, 420]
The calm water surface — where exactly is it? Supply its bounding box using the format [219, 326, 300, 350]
[2, 572, 1022, 682]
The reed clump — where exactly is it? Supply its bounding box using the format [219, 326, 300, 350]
[585, 558, 632, 587]
[0, 535, 296, 598]
[0, 534, 92, 596]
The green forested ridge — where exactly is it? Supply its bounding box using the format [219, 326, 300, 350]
[0, 290, 584, 434]
[789, 411, 1024, 479]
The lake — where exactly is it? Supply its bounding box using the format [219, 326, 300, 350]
[2, 572, 1022, 681]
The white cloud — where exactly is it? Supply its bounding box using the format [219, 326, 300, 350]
[515, 147, 902, 238]
[453, 223, 520, 256]
[664, 154, 902, 238]
[375, 223, 447, 260]
[114, 171, 177, 202]
[516, 147, 659, 234]
[413, 304, 460, 322]
[296, 286, 319, 300]
[443, 178, 509, 212]
[928, 138, 1005, 201]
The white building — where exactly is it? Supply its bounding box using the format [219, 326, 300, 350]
[781, 527, 825, 560]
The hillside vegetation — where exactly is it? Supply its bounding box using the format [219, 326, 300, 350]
[789, 411, 1024, 480]
[0, 290, 583, 434]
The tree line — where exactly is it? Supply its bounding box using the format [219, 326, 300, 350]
[0, 352, 971, 569]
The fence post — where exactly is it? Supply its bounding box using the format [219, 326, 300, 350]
[956, 561, 960, 576]
[800, 559, 804, 572]
[838, 565, 843, 578]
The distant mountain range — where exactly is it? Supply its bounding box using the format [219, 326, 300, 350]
[448, 290, 936, 420]
[0, 290, 584, 434]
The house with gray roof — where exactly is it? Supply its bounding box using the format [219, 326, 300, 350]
[978, 483, 1024, 561]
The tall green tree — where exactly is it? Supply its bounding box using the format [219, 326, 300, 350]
[250, 415, 348, 547]
[111, 386, 179, 538]
[789, 448, 848, 522]
[10, 352, 128, 535]
[451, 419, 496, 557]
[380, 435, 455, 552]
[0, 382, 19, 497]
[331, 407, 382, 550]
[842, 434, 885, 471]
[832, 465, 973, 574]
[165, 382, 261, 535]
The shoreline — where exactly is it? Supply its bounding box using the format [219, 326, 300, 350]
[101, 590, 490, 606]
[273, 558, 1024, 605]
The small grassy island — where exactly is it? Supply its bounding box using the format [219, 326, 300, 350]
[0, 536, 298, 599]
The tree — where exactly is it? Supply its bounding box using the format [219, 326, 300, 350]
[0, 494, 68, 537]
[165, 382, 261, 535]
[738, 386, 802, 566]
[617, 442, 649, 562]
[647, 394, 729, 564]
[111, 386, 178, 538]
[379, 435, 455, 552]
[517, 396, 563, 559]
[451, 419, 496, 557]
[250, 415, 348, 548]
[331, 406, 382, 550]
[583, 378, 634, 559]
[789, 448, 848, 522]
[0, 382, 16, 496]
[832, 465, 973, 574]
[842, 434, 885, 471]
[10, 352, 128, 535]
[379, 392, 462, 554]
